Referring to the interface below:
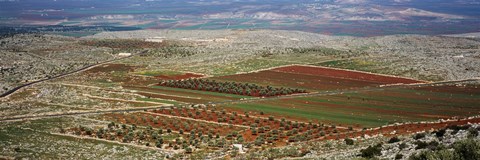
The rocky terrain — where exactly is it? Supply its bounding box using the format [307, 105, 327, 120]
[0, 34, 115, 96]
[232, 122, 480, 160]
[88, 29, 480, 81]
[1, 29, 480, 159]
[1, 29, 479, 97]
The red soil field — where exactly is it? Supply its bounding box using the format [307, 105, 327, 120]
[214, 70, 378, 91]
[147, 107, 348, 145]
[272, 65, 423, 84]
[103, 112, 242, 136]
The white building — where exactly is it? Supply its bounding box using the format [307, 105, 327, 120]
[145, 37, 165, 43]
[233, 144, 245, 153]
[118, 53, 132, 57]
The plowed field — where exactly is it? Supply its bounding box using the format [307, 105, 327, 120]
[212, 65, 423, 91]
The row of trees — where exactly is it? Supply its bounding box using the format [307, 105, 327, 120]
[159, 78, 307, 97]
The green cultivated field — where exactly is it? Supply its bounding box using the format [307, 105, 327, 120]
[151, 86, 250, 99]
[224, 83, 480, 127]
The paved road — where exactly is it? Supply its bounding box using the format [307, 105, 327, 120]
[1, 78, 478, 122]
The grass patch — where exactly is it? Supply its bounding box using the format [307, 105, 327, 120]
[136, 70, 182, 77]
[189, 58, 292, 76]
[151, 86, 250, 99]
[137, 97, 183, 105]
[316, 59, 383, 72]
[94, 79, 117, 87]
[228, 103, 388, 127]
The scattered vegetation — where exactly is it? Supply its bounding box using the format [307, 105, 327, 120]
[360, 143, 383, 158]
[158, 79, 306, 97]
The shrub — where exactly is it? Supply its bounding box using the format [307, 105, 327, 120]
[413, 132, 426, 140]
[468, 128, 479, 138]
[288, 136, 296, 142]
[388, 136, 401, 143]
[85, 128, 93, 135]
[409, 139, 480, 160]
[415, 140, 429, 149]
[268, 116, 274, 121]
[345, 138, 354, 145]
[435, 129, 446, 138]
[427, 140, 440, 150]
[255, 138, 264, 146]
[360, 143, 382, 158]
[452, 139, 480, 159]
[399, 142, 408, 150]
[395, 153, 403, 160]
[320, 131, 325, 137]
[185, 147, 193, 153]
[450, 124, 471, 130]
[409, 150, 454, 160]
[451, 129, 459, 135]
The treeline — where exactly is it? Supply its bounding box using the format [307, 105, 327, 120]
[81, 39, 166, 49]
[146, 46, 198, 58]
[159, 78, 306, 97]
[257, 47, 365, 58]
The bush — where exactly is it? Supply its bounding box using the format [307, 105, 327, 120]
[410, 139, 480, 160]
[415, 140, 440, 150]
[447, 124, 471, 131]
[409, 150, 454, 160]
[185, 147, 193, 153]
[451, 129, 459, 135]
[345, 138, 354, 145]
[435, 129, 446, 138]
[413, 132, 426, 140]
[399, 142, 408, 150]
[388, 136, 401, 143]
[360, 143, 382, 158]
[452, 139, 480, 160]
[395, 153, 403, 160]
[468, 128, 479, 138]
[415, 140, 429, 149]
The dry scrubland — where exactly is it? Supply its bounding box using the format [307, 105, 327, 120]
[1, 29, 480, 159]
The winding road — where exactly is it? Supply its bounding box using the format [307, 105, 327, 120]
[0, 54, 135, 98]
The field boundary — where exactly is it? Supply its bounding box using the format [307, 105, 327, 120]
[2, 79, 478, 123]
[285, 64, 427, 83]
[225, 63, 427, 83]
[144, 111, 250, 129]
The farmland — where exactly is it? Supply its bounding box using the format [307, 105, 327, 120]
[2, 29, 480, 159]
[223, 82, 480, 127]
[3, 56, 480, 159]
[158, 78, 307, 97]
[211, 65, 423, 92]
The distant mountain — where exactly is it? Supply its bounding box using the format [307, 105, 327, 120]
[1, 0, 479, 36]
